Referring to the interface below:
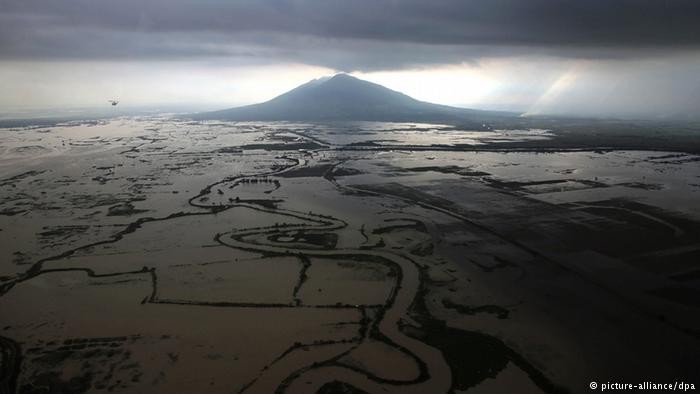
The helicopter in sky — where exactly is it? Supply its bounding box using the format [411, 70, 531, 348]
[108, 100, 119, 106]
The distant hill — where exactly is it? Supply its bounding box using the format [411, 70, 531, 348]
[192, 74, 516, 123]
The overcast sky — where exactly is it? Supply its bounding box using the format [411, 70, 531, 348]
[2, 0, 700, 118]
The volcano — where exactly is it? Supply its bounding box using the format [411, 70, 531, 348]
[193, 74, 514, 123]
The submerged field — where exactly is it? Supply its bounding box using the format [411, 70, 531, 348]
[1, 118, 699, 393]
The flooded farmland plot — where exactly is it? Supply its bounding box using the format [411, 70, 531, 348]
[1, 118, 699, 394]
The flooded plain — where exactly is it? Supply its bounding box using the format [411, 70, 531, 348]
[1, 118, 699, 393]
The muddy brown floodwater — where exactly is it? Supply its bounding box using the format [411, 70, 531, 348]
[1, 117, 699, 394]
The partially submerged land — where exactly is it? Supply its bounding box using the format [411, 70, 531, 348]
[1, 116, 699, 394]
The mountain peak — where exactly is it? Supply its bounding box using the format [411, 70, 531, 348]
[308, 73, 378, 90]
[328, 73, 356, 81]
[299, 73, 357, 90]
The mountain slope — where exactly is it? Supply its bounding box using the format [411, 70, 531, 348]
[193, 74, 514, 122]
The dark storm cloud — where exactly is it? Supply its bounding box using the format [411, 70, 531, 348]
[1, 0, 700, 70]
